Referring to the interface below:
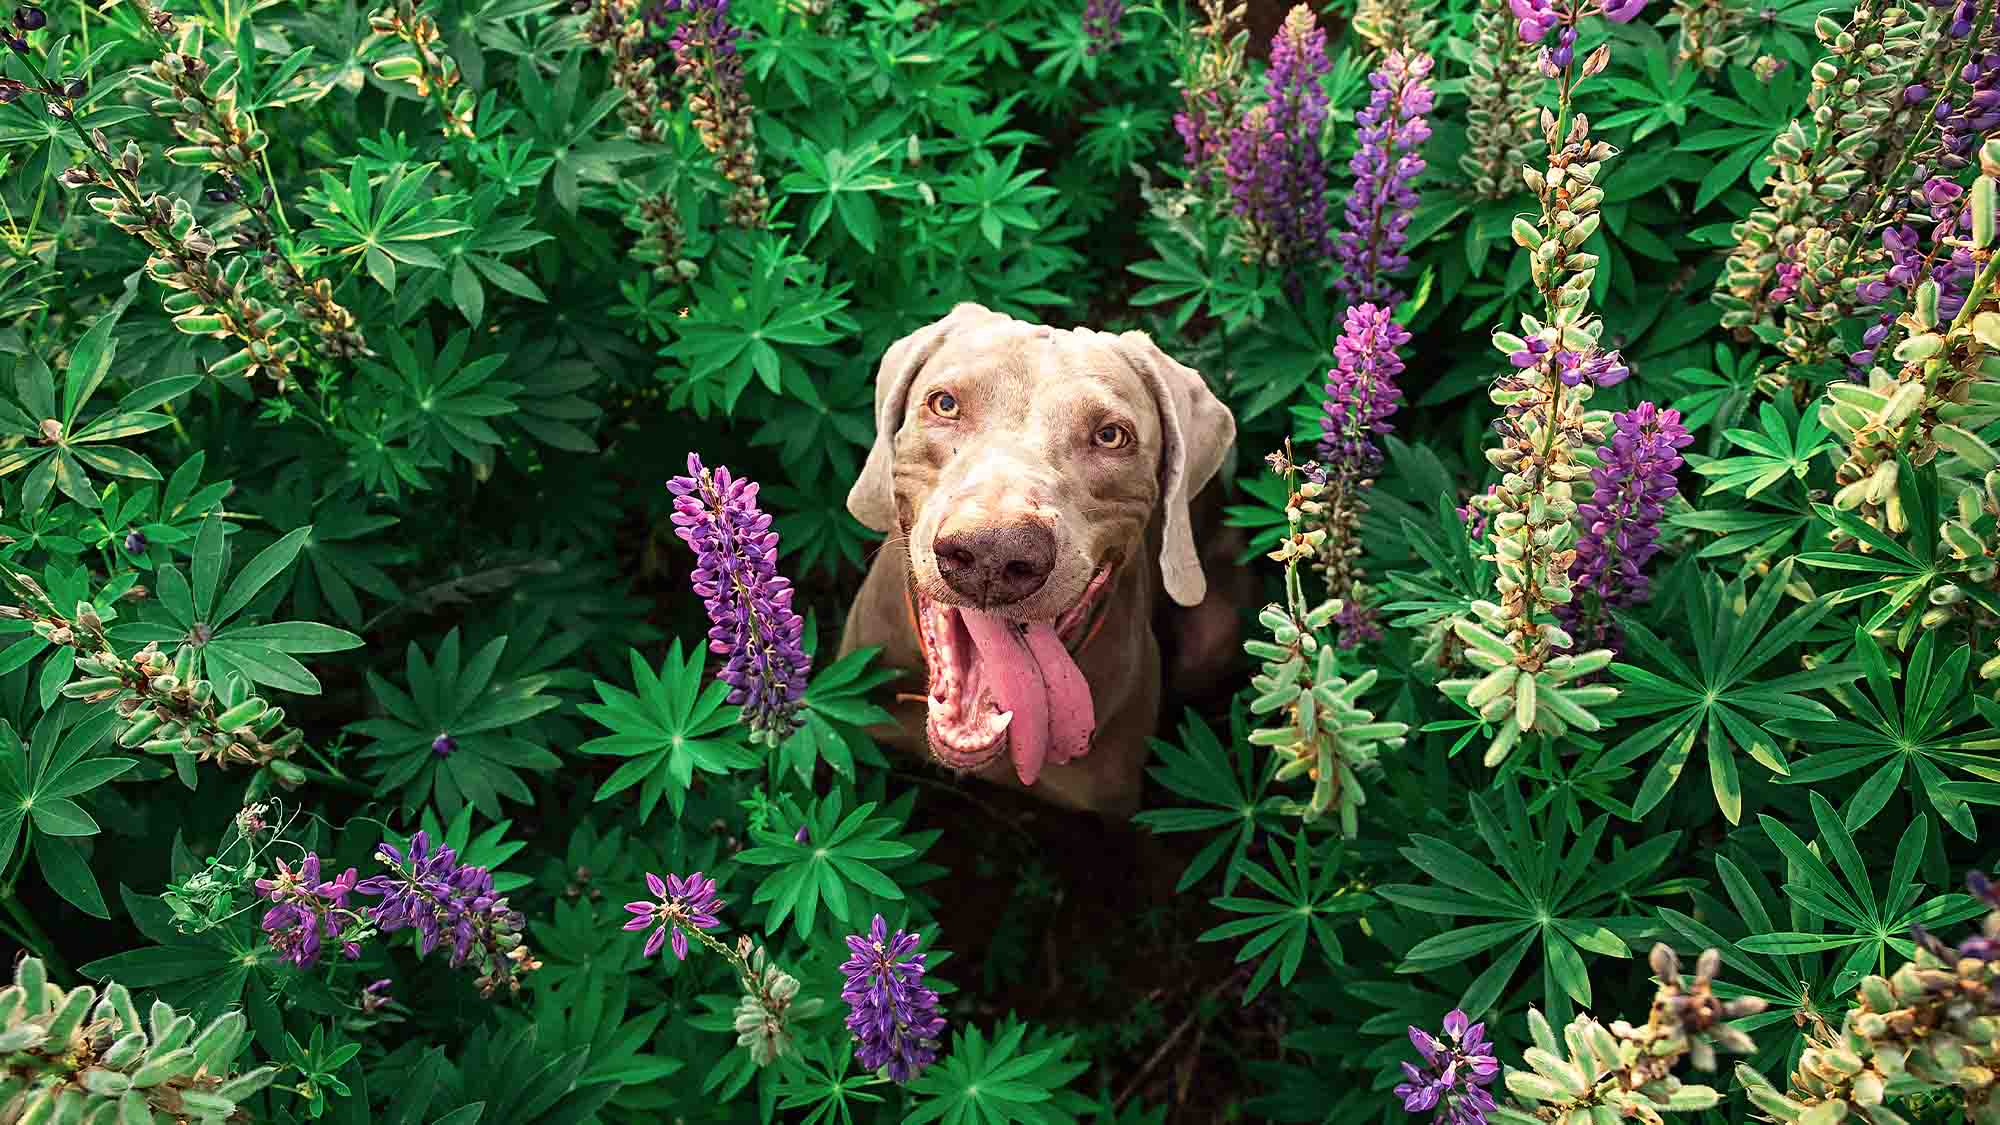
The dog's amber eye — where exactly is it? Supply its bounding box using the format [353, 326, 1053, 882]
[1093, 423, 1132, 449]
[927, 390, 959, 418]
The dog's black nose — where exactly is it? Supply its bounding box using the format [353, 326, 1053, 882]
[935, 522, 1056, 605]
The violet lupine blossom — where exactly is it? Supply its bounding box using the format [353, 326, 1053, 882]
[1316, 305, 1409, 647]
[1319, 304, 1409, 478]
[1913, 870, 2000, 963]
[1394, 1008, 1500, 1123]
[1938, 32, 2000, 168]
[1509, 0, 1649, 68]
[1334, 50, 1434, 308]
[1082, 0, 1123, 55]
[623, 870, 723, 960]
[668, 453, 812, 746]
[356, 831, 537, 994]
[254, 854, 364, 969]
[1559, 402, 1691, 651]
[1222, 5, 1334, 275]
[840, 914, 947, 1083]
[1857, 175, 1983, 323]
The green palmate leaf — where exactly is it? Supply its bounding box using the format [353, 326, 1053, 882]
[1602, 559, 1859, 823]
[1197, 832, 1372, 1003]
[903, 1019, 1091, 1125]
[1376, 786, 1673, 1025]
[1771, 628, 1994, 838]
[732, 790, 919, 940]
[1738, 797, 1983, 997]
[778, 642, 896, 784]
[1132, 706, 1284, 895]
[577, 640, 759, 821]
[351, 628, 561, 819]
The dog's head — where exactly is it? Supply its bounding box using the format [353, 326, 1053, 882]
[846, 302, 1234, 783]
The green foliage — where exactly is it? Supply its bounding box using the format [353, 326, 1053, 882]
[4, 0, 1999, 1117]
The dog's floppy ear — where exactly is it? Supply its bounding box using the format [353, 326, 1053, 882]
[847, 302, 997, 532]
[1117, 330, 1235, 607]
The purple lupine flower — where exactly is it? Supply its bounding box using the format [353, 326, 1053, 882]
[1559, 402, 1691, 652]
[355, 831, 533, 993]
[431, 732, 457, 757]
[122, 529, 147, 554]
[359, 978, 395, 1013]
[1335, 50, 1434, 308]
[668, 453, 812, 745]
[1319, 304, 1409, 481]
[840, 914, 947, 1083]
[1912, 870, 2000, 963]
[1315, 305, 1409, 648]
[1511, 0, 1647, 69]
[1222, 5, 1334, 278]
[254, 854, 364, 969]
[645, 0, 766, 226]
[1083, 0, 1123, 54]
[623, 870, 723, 960]
[1938, 37, 2000, 167]
[1394, 1008, 1501, 1123]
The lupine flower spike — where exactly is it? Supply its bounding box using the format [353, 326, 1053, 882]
[1560, 402, 1691, 653]
[1395, 1008, 1500, 1123]
[357, 831, 540, 996]
[624, 870, 724, 960]
[840, 914, 948, 1083]
[1222, 4, 1334, 280]
[1335, 50, 1434, 308]
[253, 854, 365, 969]
[648, 0, 767, 227]
[1172, 0, 1249, 187]
[1315, 303, 1409, 647]
[1449, 108, 1626, 767]
[668, 453, 813, 746]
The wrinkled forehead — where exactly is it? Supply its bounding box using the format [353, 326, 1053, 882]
[918, 323, 1157, 431]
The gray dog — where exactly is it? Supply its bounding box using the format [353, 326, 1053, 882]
[838, 303, 1246, 817]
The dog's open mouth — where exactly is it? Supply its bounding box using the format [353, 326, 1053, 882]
[912, 564, 1114, 785]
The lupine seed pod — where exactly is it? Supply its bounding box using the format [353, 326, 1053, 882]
[1246, 451, 1408, 833]
[1352, 0, 1437, 57]
[1736, 872, 2000, 1121]
[648, 0, 768, 228]
[1460, 0, 1543, 199]
[367, 0, 474, 138]
[731, 942, 824, 1066]
[0, 958, 277, 1124]
[1488, 945, 1766, 1124]
[1715, 0, 1926, 388]
[1451, 109, 1623, 766]
[1671, 0, 1752, 70]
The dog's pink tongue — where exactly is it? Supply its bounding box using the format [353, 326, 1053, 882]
[959, 611, 1096, 785]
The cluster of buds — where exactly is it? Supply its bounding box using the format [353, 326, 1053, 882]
[1823, 144, 2000, 543]
[0, 957, 279, 1124]
[1244, 449, 1409, 834]
[2, 558, 310, 781]
[71, 640, 309, 777]
[1450, 111, 1623, 766]
[1352, 0, 1437, 57]
[732, 937, 823, 1066]
[1934, 469, 2000, 689]
[1739, 871, 2000, 1122]
[1459, 0, 1544, 200]
[1716, 1, 1925, 380]
[655, 0, 768, 228]
[584, 0, 666, 142]
[15, 41, 307, 388]
[1490, 945, 1767, 1123]
[130, 24, 367, 361]
[367, 0, 476, 138]
[1171, 0, 1249, 191]
[132, 25, 266, 183]
[625, 184, 699, 281]
[1671, 0, 1752, 70]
